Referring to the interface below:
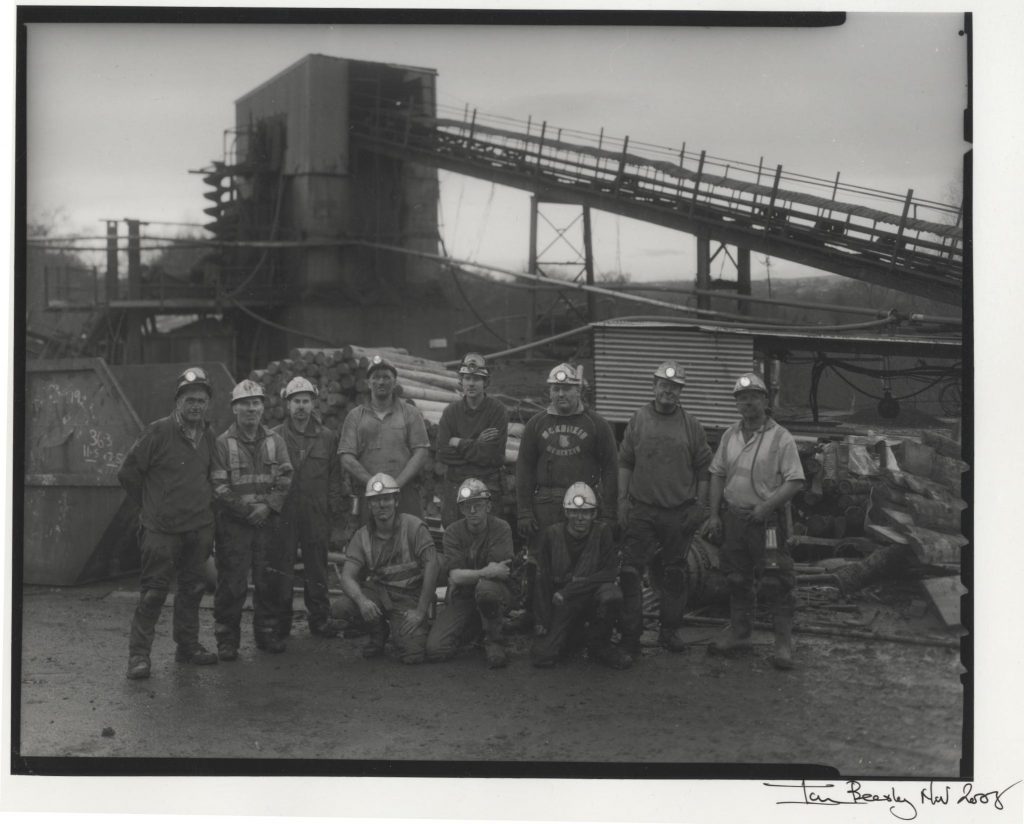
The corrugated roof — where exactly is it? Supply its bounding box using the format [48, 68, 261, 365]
[593, 325, 752, 428]
[592, 318, 962, 353]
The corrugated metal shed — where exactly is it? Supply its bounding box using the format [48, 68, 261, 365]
[593, 321, 753, 429]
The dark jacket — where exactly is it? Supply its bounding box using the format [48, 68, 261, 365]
[117, 413, 216, 533]
[273, 417, 344, 527]
[532, 520, 619, 629]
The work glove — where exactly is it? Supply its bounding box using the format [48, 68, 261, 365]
[517, 513, 538, 540]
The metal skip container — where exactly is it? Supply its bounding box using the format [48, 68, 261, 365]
[24, 359, 145, 585]
[23, 358, 236, 585]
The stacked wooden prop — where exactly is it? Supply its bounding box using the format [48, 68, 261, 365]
[248, 345, 525, 519]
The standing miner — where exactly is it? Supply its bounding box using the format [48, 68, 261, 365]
[119, 367, 219, 680]
[530, 483, 632, 670]
[515, 363, 618, 627]
[336, 473, 440, 664]
[436, 353, 509, 528]
[211, 379, 294, 659]
[703, 372, 805, 670]
[273, 377, 345, 639]
[339, 355, 430, 520]
[617, 360, 712, 655]
[426, 478, 514, 668]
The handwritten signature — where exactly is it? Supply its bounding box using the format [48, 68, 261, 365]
[763, 779, 1022, 821]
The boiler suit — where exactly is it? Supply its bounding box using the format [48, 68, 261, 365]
[426, 514, 514, 661]
[273, 417, 344, 635]
[530, 520, 623, 665]
[118, 412, 217, 661]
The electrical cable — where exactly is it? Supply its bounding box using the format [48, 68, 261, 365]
[438, 235, 511, 348]
[224, 169, 288, 299]
[227, 296, 341, 348]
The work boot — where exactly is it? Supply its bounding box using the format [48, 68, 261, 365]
[480, 612, 508, 669]
[658, 626, 689, 653]
[771, 612, 796, 670]
[708, 596, 754, 657]
[310, 618, 343, 639]
[591, 644, 633, 670]
[174, 644, 218, 665]
[257, 636, 287, 654]
[126, 655, 151, 680]
[484, 641, 508, 669]
[619, 638, 641, 658]
[217, 643, 239, 662]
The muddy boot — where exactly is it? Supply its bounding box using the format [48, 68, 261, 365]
[128, 588, 166, 670]
[217, 644, 238, 662]
[658, 626, 689, 653]
[708, 595, 754, 657]
[263, 637, 287, 654]
[175, 644, 218, 665]
[310, 618, 343, 639]
[657, 575, 691, 653]
[361, 621, 388, 659]
[590, 643, 633, 670]
[483, 642, 508, 669]
[126, 655, 151, 680]
[479, 604, 508, 669]
[215, 624, 240, 661]
[771, 611, 795, 670]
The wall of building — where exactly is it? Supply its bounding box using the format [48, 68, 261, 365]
[232, 54, 446, 357]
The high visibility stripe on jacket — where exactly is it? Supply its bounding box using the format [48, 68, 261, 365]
[345, 513, 435, 596]
[212, 423, 293, 519]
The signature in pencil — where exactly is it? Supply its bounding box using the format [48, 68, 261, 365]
[763, 779, 1022, 821]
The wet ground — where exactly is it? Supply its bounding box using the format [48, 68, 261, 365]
[14, 578, 964, 777]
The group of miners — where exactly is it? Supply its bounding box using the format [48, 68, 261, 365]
[118, 350, 805, 681]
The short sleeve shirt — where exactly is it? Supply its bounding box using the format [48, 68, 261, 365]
[338, 399, 430, 477]
[709, 418, 805, 510]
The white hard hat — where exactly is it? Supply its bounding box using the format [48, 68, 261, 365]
[457, 477, 492, 504]
[365, 473, 401, 498]
[457, 352, 489, 378]
[732, 372, 768, 395]
[175, 367, 213, 398]
[653, 360, 686, 386]
[282, 376, 318, 400]
[366, 355, 398, 378]
[546, 363, 583, 386]
[563, 482, 598, 510]
[231, 379, 266, 403]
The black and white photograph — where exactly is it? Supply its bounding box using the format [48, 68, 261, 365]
[4, 4, 1019, 821]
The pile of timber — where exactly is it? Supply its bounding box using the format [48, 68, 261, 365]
[791, 430, 967, 627]
[864, 431, 969, 569]
[248, 345, 524, 518]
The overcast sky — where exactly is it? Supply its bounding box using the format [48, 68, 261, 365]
[26, 14, 967, 282]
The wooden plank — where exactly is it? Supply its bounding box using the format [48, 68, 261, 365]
[865, 523, 909, 545]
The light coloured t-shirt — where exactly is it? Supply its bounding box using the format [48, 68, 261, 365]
[709, 418, 805, 510]
[338, 399, 430, 477]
